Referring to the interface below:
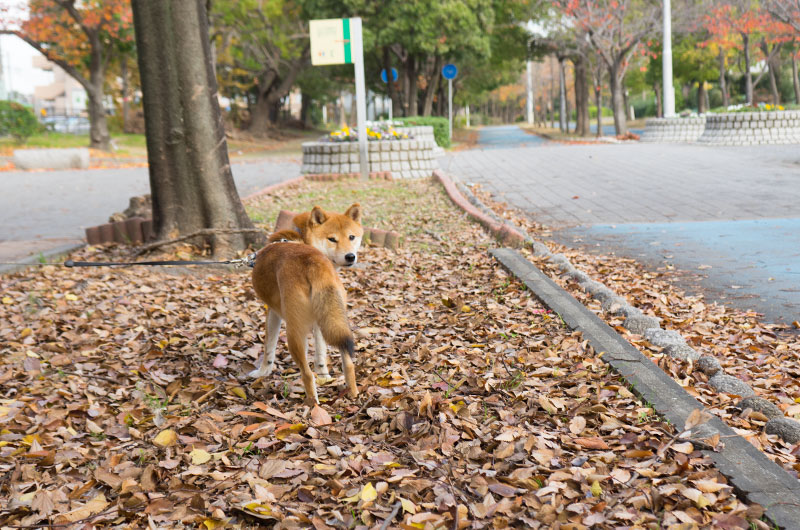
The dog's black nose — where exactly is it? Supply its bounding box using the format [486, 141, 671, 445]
[345, 253, 356, 263]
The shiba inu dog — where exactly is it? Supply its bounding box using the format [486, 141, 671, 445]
[248, 242, 357, 404]
[266, 203, 364, 377]
[268, 203, 363, 268]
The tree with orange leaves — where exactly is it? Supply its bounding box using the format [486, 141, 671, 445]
[765, 0, 800, 34]
[0, 0, 133, 150]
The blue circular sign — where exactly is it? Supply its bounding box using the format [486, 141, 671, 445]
[380, 68, 399, 83]
[442, 63, 458, 80]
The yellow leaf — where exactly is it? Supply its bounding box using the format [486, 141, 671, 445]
[2, 296, 13, 305]
[243, 502, 273, 517]
[190, 449, 212, 465]
[590, 480, 602, 498]
[22, 434, 40, 447]
[230, 387, 246, 399]
[153, 429, 178, 448]
[449, 401, 465, 414]
[275, 423, 306, 440]
[203, 518, 226, 529]
[460, 305, 472, 313]
[361, 482, 377, 503]
[400, 497, 417, 514]
[65, 293, 78, 301]
[20, 328, 32, 339]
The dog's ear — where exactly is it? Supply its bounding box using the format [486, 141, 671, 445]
[309, 206, 327, 227]
[345, 203, 361, 223]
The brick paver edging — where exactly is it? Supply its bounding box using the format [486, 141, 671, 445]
[490, 248, 800, 528]
[433, 170, 526, 248]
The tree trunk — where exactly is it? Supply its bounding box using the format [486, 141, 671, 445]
[121, 55, 131, 134]
[654, 82, 662, 117]
[86, 83, 111, 150]
[573, 56, 589, 136]
[382, 46, 398, 118]
[132, 0, 259, 256]
[399, 55, 409, 117]
[718, 50, 729, 108]
[792, 54, 800, 104]
[300, 91, 312, 128]
[422, 56, 442, 116]
[595, 85, 602, 137]
[743, 33, 753, 104]
[768, 55, 780, 105]
[407, 54, 417, 116]
[558, 57, 567, 132]
[697, 81, 706, 114]
[608, 61, 627, 135]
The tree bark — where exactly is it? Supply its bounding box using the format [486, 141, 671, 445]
[743, 33, 753, 104]
[382, 46, 397, 118]
[654, 82, 662, 117]
[608, 61, 628, 135]
[558, 57, 567, 132]
[121, 55, 131, 133]
[697, 81, 706, 114]
[768, 54, 780, 105]
[300, 91, 312, 128]
[595, 85, 602, 137]
[792, 54, 800, 104]
[573, 55, 589, 136]
[132, 0, 259, 256]
[422, 56, 443, 116]
[718, 49, 729, 108]
[407, 54, 417, 116]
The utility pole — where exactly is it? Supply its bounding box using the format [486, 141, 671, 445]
[662, 0, 675, 117]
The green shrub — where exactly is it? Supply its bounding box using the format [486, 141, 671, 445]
[0, 101, 40, 143]
[395, 116, 450, 148]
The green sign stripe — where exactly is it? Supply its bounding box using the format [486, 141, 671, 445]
[343, 18, 352, 64]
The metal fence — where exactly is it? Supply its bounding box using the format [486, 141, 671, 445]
[39, 113, 91, 134]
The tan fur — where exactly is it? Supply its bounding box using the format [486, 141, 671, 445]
[291, 203, 363, 268]
[250, 242, 357, 405]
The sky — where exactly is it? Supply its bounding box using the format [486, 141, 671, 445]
[1, 34, 53, 96]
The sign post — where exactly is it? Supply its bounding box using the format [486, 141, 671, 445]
[310, 18, 369, 180]
[441, 63, 458, 142]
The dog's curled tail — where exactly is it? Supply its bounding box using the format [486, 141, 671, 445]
[312, 285, 356, 360]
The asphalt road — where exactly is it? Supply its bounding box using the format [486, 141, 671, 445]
[445, 125, 800, 325]
[0, 156, 301, 241]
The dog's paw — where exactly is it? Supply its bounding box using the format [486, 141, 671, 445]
[248, 366, 273, 378]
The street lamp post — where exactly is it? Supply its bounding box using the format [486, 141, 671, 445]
[662, 0, 675, 117]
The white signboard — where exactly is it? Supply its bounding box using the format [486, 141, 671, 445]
[310, 19, 352, 66]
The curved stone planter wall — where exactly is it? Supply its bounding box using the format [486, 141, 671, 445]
[640, 117, 705, 143]
[697, 111, 800, 145]
[301, 125, 438, 179]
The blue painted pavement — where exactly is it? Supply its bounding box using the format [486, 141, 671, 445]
[565, 218, 800, 325]
[477, 125, 549, 149]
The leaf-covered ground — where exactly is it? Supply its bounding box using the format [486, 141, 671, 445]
[0, 179, 770, 528]
[470, 184, 800, 481]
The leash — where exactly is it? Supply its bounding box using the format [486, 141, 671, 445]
[0, 253, 259, 269]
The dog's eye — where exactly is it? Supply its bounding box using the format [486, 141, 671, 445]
[349, 235, 355, 241]
[328, 237, 337, 243]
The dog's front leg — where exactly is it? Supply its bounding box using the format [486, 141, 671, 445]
[312, 325, 330, 378]
[248, 310, 282, 378]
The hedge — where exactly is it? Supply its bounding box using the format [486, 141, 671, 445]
[0, 101, 40, 143]
[395, 116, 450, 148]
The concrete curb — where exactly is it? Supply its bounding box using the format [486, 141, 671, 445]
[439, 170, 800, 447]
[490, 248, 800, 528]
[242, 175, 306, 204]
[0, 241, 86, 276]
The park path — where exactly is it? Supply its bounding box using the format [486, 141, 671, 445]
[444, 140, 800, 325]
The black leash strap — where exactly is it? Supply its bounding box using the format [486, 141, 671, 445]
[63, 253, 258, 268]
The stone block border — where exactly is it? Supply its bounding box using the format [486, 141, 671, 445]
[13, 147, 90, 170]
[641, 111, 800, 145]
[301, 126, 438, 179]
[435, 168, 800, 526]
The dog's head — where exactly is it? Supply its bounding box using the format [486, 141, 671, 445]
[306, 203, 363, 267]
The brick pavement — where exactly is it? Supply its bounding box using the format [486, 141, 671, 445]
[442, 143, 800, 228]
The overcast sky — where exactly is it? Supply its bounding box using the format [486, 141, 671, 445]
[1, 34, 53, 96]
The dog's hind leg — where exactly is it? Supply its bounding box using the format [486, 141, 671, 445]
[248, 309, 282, 378]
[286, 324, 318, 406]
[312, 325, 330, 378]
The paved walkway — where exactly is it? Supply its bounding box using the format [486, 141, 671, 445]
[444, 136, 800, 325]
[0, 156, 300, 262]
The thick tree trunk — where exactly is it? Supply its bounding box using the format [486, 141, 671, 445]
[86, 84, 111, 150]
[718, 50, 729, 108]
[573, 56, 589, 136]
[743, 33, 753, 104]
[132, 0, 258, 256]
[300, 91, 312, 128]
[595, 86, 602, 137]
[792, 54, 800, 104]
[697, 81, 706, 114]
[422, 56, 442, 116]
[121, 55, 131, 134]
[768, 55, 780, 105]
[608, 61, 628, 135]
